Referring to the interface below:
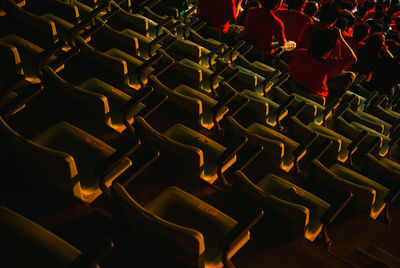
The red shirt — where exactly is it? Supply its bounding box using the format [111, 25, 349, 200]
[275, 9, 313, 43]
[344, 36, 364, 52]
[289, 49, 348, 97]
[243, 7, 286, 54]
[198, 0, 239, 34]
[297, 21, 342, 57]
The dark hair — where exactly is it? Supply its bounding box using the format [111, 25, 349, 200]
[335, 17, 349, 31]
[353, 23, 370, 41]
[286, 0, 307, 10]
[260, 0, 282, 9]
[353, 33, 385, 73]
[308, 28, 338, 58]
[319, 2, 340, 24]
[304, 1, 319, 17]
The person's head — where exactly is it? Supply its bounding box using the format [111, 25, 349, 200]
[364, 32, 385, 54]
[286, 0, 307, 10]
[363, 0, 375, 11]
[304, 1, 319, 17]
[367, 21, 384, 33]
[260, 0, 282, 10]
[308, 28, 338, 57]
[319, 2, 340, 25]
[353, 23, 370, 42]
[335, 17, 349, 30]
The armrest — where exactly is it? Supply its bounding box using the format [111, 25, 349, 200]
[209, 62, 229, 95]
[66, 238, 114, 268]
[0, 74, 26, 97]
[363, 90, 378, 109]
[312, 139, 333, 161]
[136, 52, 163, 83]
[0, 83, 44, 119]
[136, 0, 160, 10]
[211, 91, 237, 131]
[217, 136, 248, 167]
[49, 47, 80, 71]
[389, 117, 400, 136]
[388, 129, 400, 159]
[219, 207, 264, 252]
[332, 102, 350, 120]
[276, 95, 295, 119]
[192, 20, 207, 32]
[166, 20, 182, 35]
[262, 69, 280, 86]
[372, 94, 388, 108]
[292, 132, 318, 172]
[35, 40, 66, 67]
[322, 97, 341, 126]
[228, 143, 263, 172]
[384, 183, 400, 205]
[239, 43, 253, 57]
[225, 96, 249, 118]
[272, 72, 289, 88]
[365, 137, 382, 155]
[148, 31, 170, 51]
[183, 5, 197, 20]
[137, 93, 168, 118]
[96, 137, 141, 195]
[320, 191, 352, 225]
[222, 68, 240, 84]
[115, 147, 160, 187]
[207, 43, 225, 68]
[122, 85, 154, 113]
[229, 40, 245, 62]
[156, 16, 173, 35]
[288, 100, 307, 117]
[80, 22, 105, 40]
[347, 130, 368, 164]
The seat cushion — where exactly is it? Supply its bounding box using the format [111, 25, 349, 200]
[163, 123, 235, 183]
[32, 122, 131, 203]
[146, 186, 248, 267]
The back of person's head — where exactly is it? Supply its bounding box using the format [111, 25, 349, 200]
[353, 23, 370, 41]
[319, 2, 340, 24]
[308, 28, 338, 57]
[364, 32, 385, 54]
[375, 4, 385, 20]
[368, 21, 384, 33]
[363, 0, 375, 11]
[261, 0, 282, 10]
[286, 0, 307, 10]
[335, 17, 349, 30]
[304, 1, 319, 17]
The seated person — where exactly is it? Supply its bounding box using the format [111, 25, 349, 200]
[344, 23, 370, 52]
[275, 0, 313, 43]
[297, 2, 342, 57]
[242, 0, 295, 57]
[304, 1, 320, 22]
[289, 27, 357, 99]
[198, 0, 243, 34]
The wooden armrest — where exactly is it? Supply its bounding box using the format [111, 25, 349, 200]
[49, 47, 80, 70]
[321, 191, 352, 225]
[66, 238, 114, 268]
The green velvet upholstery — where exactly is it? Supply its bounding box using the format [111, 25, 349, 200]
[79, 77, 145, 132]
[105, 47, 154, 90]
[0, 206, 98, 267]
[356, 111, 391, 136]
[350, 121, 390, 156]
[169, 39, 218, 67]
[364, 154, 400, 188]
[329, 164, 388, 219]
[179, 58, 224, 93]
[174, 84, 228, 130]
[240, 89, 288, 127]
[111, 183, 249, 268]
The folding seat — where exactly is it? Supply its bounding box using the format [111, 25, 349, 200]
[41, 65, 151, 135]
[309, 140, 400, 220]
[0, 115, 135, 203]
[111, 182, 263, 268]
[0, 206, 113, 267]
[232, 170, 352, 247]
[1, 0, 58, 49]
[149, 74, 236, 131]
[223, 116, 318, 172]
[135, 116, 248, 185]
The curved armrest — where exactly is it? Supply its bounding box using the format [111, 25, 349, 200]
[229, 40, 245, 62]
[217, 136, 248, 167]
[207, 43, 225, 68]
[137, 93, 168, 118]
[389, 117, 400, 136]
[332, 102, 350, 120]
[319, 191, 352, 249]
[0, 74, 26, 97]
[115, 147, 160, 187]
[240, 43, 253, 57]
[49, 47, 80, 71]
[211, 91, 237, 131]
[292, 132, 318, 172]
[192, 20, 207, 32]
[272, 72, 289, 88]
[276, 95, 295, 120]
[35, 40, 66, 67]
[66, 238, 114, 268]
[372, 94, 388, 108]
[219, 207, 264, 252]
[312, 139, 333, 161]
[226, 97, 249, 118]
[382, 182, 400, 224]
[363, 90, 378, 109]
[80, 22, 105, 40]
[262, 69, 280, 87]
[388, 129, 400, 159]
[364, 137, 382, 155]
[148, 31, 170, 51]
[347, 130, 368, 165]
[156, 16, 173, 35]
[229, 143, 263, 172]
[136, 51, 163, 81]
[96, 137, 141, 195]
[122, 85, 154, 114]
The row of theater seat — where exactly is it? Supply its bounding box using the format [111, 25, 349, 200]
[1, 0, 400, 267]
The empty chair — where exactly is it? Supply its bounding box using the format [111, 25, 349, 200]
[0, 206, 113, 267]
[232, 171, 352, 246]
[135, 116, 245, 185]
[111, 182, 263, 268]
[0, 115, 134, 203]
